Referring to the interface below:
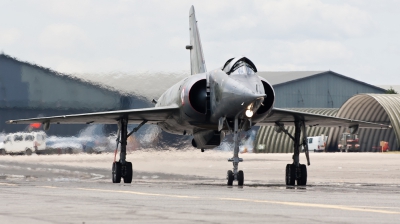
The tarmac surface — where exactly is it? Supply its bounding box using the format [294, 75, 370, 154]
[1, 150, 400, 223]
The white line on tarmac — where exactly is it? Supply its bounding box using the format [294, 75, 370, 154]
[37, 185, 400, 215]
[0, 182, 17, 186]
[218, 197, 400, 214]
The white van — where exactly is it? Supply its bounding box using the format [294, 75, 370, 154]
[307, 135, 328, 152]
[0, 132, 46, 155]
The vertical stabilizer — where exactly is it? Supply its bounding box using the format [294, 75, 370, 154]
[187, 6, 207, 75]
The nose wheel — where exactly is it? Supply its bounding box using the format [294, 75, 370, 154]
[227, 169, 244, 186]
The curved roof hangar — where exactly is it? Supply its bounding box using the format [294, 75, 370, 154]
[327, 94, 400, 151]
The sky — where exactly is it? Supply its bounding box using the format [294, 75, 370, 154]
[1, 0, 399, 85]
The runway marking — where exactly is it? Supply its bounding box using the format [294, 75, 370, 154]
[40, 186, 58, 189]
[76, 187, 201, 199]
[351, 205, 400, 210]
[218, 197, 400, 214]
[38, 186, 400, 215]
[0, 182, 17, 186]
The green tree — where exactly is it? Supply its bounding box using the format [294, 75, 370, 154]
[386, 86, 398, 94]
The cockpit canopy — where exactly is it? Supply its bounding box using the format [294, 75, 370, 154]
[222, 56, 257, 75]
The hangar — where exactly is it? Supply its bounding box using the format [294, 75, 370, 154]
[0, 54, 150, 136]
[256, 71, 386, 108]
[327, 94, 400, 152]
[254, 72, 398, 152]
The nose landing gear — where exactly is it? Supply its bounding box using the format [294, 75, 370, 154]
[227, 117, 244, 186]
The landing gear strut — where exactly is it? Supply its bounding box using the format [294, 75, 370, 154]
[227, 117, 244, 186]
[280, 120, 310, 186]
[112, 118, 146, 183]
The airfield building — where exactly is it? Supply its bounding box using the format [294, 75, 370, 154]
[0, 54, 150, 136]
[254, 71, 400, 152]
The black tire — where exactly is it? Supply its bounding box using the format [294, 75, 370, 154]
[227, 170, 234, 186]
[0, 149, 5, 155]
[285, 164, 295, 186]
[112, 162, 122, 183]
[297, 164, 307, 186]
[25, 148, 32, 156]
[237, 170, 244, 186]
[123, 162, 133, 183]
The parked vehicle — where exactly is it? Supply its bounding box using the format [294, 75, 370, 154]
[338, 133, 360, 152]
[307, 135, 328, 152]
[372, 141, 389, 152]
[0, 132, 46, 155]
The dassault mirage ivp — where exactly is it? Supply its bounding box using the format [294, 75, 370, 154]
[7, 6, 391, 186]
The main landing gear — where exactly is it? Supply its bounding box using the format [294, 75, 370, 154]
[112, 118, 147, 183]
[227, 117, 244, 186]
[277, 120, 310, 186]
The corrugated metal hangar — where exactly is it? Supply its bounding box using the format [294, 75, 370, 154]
[0, 54, 150, 136]
[254, 71, 399, 152]
[255, 108, 338, 153]
[256, 71, 386, 108]
[327, 94, 400, 152]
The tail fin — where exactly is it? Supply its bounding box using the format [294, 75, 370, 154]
[187, 6, 207, 75]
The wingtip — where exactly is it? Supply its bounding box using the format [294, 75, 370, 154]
[6, 120, 14, 124]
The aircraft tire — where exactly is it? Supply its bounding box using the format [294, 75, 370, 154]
[0, 149, 5, 155]
[227, 170, 234, 186]
[285, 164, 295, 186]
[112, 162, 122, 183]
[297, 164, 307, 186]
[237, 170, 244, 186]
[123, 162, 133, 183]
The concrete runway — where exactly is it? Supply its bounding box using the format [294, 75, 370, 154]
[1, 151, 400, 223]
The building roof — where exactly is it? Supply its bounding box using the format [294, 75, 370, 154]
[1, 54, 387, 100]
[257, 70, 386, 92]
[257, 71, 326, 85]
[0, 53, 186, 100]
[0, 53, 127, 96]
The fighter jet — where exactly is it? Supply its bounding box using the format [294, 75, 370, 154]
[7, 6, 391, 186]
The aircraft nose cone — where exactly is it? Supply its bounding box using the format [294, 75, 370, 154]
[222, 77, 265, 104]
[211, 77, 266, 119]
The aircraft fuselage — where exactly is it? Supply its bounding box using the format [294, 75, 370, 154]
[154, 58, 276, 149]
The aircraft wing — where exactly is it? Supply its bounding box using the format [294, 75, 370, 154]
[6, 105, 180, 125]
[257, 108, 391, 129]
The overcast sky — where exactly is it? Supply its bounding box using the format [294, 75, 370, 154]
[1, 0, 399, 85]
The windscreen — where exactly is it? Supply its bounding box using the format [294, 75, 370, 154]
[230, 61, 256, 75]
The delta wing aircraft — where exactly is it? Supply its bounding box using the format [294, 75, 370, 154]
[7, 6, 391, 186]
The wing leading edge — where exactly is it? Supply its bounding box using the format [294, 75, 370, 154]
[258, 108, 391, 129]
[6, 105, 180, 125]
